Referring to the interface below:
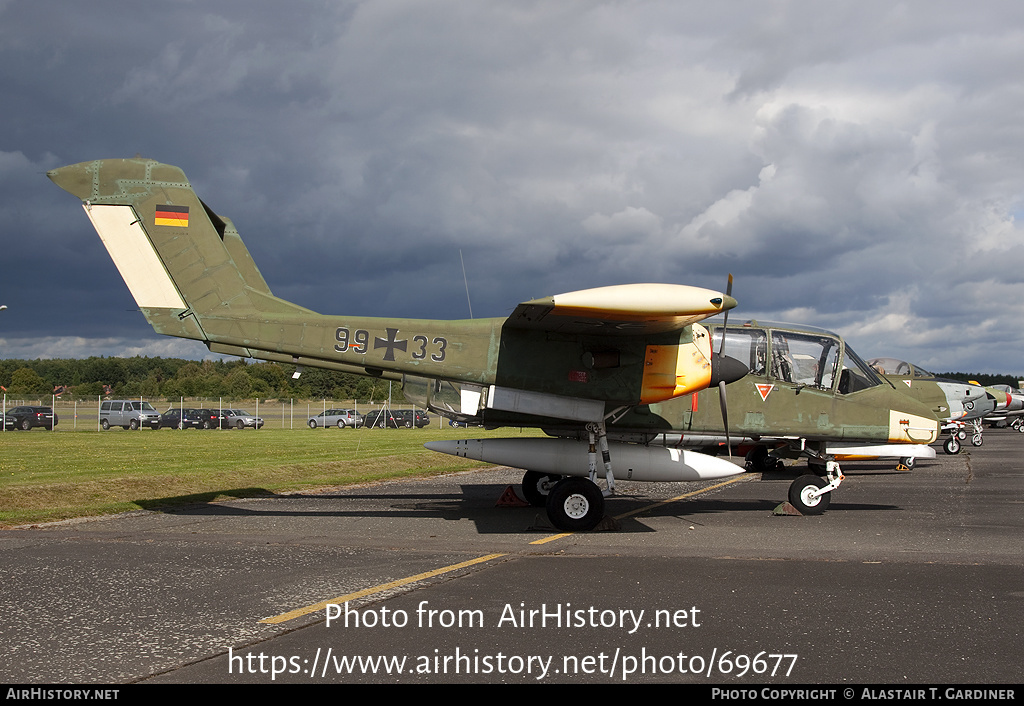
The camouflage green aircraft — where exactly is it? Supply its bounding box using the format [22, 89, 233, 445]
[435, 320, 943, 522]
[866, 358, 995, 454]
[49, 158, 750, 531]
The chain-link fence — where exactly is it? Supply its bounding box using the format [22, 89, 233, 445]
[0, 396, 446, 432]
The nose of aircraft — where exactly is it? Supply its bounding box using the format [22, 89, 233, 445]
[709, 352, 748, 387]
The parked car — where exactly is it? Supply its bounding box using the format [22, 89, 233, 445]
[100, 400, 161, 430]
[307, 409, 363, 429]
[158, 408, 205, 429]
[5, 406, 57, 431]
[222, 409, 264, 429]
[393, 409, 430, 428]
[196, 408, 228, 429]
[362, 409, 400, 428]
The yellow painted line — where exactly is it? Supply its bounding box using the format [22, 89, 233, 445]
[614, 475, 755, 521]
[529, 532, 573, 545]
[260, 553, 507, 624]
[262, 474, 754, 623]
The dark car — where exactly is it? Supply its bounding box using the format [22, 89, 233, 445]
[158, 408, 205, 429]
[393, 409, 430, 428]
[6, 406, 58, 431]
[196, 408, 227, 429]
[362, 409, 400, 428]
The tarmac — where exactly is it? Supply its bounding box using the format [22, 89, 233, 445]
[2, 428, 1022, 684]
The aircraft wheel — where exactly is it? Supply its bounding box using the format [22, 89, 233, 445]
[788, 475, 831, 515]
[745, 446, 780, 472]
[972, 433, 983, 447]
[101, 419, 110, 430]
[807, 459, 827, 475]
[546, 478, 604, 531]
[957, 430, 967, 441]
[1018, 423, 1024, 434]
[943, 436, 961, 455]
[521, 471, 562, 507]
[898, 456, 916, 470]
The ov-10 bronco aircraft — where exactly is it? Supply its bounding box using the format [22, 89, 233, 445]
[49, 158, 750, 531]
[431, 320, 943, 522]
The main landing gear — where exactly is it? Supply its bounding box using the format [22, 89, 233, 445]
[520, 422, 615, 532]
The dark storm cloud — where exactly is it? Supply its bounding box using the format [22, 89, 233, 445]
[2, 1, 1024, 373]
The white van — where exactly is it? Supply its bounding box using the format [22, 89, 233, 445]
[99, 400, 161, 430]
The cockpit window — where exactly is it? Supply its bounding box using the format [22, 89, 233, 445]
[710, 327, 767, 376]
[768, 331, 840, 389]
[838, 346, 884, 393]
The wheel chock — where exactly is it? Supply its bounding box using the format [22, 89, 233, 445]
[496, 486, 529, 507]
[773, 501, 803, 516]
[592, 514, 621, 531]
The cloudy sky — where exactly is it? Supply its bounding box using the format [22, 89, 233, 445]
[2, 1, 1023, 373]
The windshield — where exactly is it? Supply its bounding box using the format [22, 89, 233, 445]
[838, 345, 884, 393]
[710, 327, 768, 376]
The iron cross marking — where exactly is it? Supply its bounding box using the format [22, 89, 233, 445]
[374, 328, 408, 362]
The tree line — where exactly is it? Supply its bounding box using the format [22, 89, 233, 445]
[0, 356, 401, 402]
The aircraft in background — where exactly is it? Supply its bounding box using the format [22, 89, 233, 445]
[866, 358, 995, 454]
[976, 383, 1024, 436]
[431, 321, 942, 518]
[49, 158, 749, 532]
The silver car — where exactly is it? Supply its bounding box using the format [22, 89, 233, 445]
[307, 409, 363, 429]
[223, 409, 264, 430]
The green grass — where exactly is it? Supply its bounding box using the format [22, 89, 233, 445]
[0, 426, 543, 526]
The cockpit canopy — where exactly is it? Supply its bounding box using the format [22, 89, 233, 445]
[866, 357, 935, 378]
[710, 322, 883, 394]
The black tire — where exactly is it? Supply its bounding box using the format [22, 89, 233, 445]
[130, 419, 140, 431]
[308, 419, 317, 429]
[944, 436, 961, 455]
[957, 430, 967, 441]
[788, 474, 831, 515]
[21, 420, 31, 431]
[521, 471, 563, 507]
[807, 459, 827, 475]
[337, 420, 346, 429]
[546, 478, 604, 531]
[101, 419, 110, 430]
[899, 456, 916, 470]
[745, 446, 781, 472]
[971, 433, 983, 447]
[236, 420, 245, 430]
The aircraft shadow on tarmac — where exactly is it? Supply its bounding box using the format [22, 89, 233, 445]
[132, 479, 899, 534]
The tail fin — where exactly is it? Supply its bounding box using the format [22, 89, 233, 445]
[48, 158, 312, 345]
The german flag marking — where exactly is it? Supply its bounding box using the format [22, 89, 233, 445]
[154, 204, 189, 227]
